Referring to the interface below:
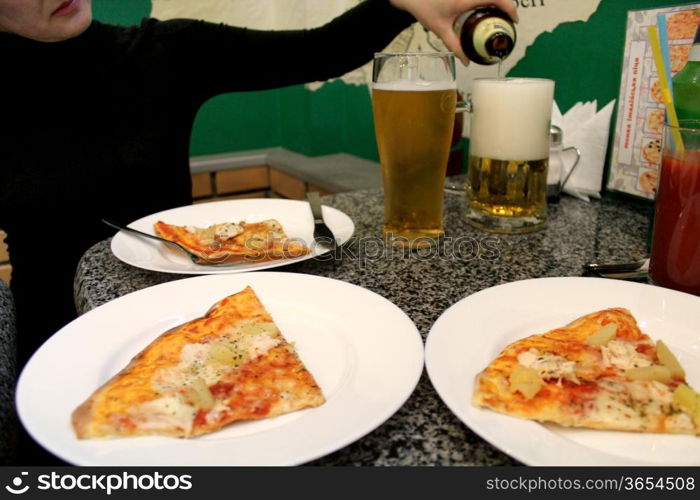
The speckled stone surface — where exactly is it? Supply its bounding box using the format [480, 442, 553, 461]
[71, 189, 653, 466]
[0, 280, 18, 464]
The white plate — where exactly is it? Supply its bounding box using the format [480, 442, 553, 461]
[17, 272, 423, 466]
[110, 198, 355, 274]
[425, 277, 700, 466]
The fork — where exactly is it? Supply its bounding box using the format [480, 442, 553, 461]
[102, 218, 234, 266]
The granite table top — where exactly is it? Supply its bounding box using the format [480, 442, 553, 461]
[0, 279, 17, 465]
[72, 188, 652, 466]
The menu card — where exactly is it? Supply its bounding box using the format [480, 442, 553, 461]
[607, 4, 700, 200]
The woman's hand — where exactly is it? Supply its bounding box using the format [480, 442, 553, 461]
[389, 0, 518, 65]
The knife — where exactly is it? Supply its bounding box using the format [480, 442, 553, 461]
[593, 270, 649, 280]
[306, 191, 338, 251]
[583, 258, 649, 274]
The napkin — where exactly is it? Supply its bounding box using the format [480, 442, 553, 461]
[551, 100, 616, 201]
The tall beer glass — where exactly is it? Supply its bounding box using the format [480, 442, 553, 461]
[465, 78, 554, 233]
[372, 52, 457, 246]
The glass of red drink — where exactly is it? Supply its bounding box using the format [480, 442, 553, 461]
[649, 120, 700, 295]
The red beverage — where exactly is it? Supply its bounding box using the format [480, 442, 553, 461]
[649, 150, 700, 295]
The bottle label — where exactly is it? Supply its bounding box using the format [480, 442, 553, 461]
[690, 43, 700, 62]
[473, 18, 516, 62]
[454, 11, 470, 36]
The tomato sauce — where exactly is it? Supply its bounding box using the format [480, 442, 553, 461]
[635, 343, 655, 356]
[210, 381, 234, 397]
[649, 151, 700, 295]
[560, 380, 598, 413]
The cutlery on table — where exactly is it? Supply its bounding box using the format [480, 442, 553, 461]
[306, 192, 338, 251]
[102, 218, 233, 266]
[582, 258, 649, 280]
[592, 270, 649, 280]
[583, 258, 649, 274]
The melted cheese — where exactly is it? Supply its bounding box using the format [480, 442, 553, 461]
[214, 222, 244, 240]
[142, 327, 283, 432]
[590, 380, 645, 429]
[246, 333, 281, 358]
[261, 219, 284, 238]
[666, 413, 696, 433]
[184, 222, 244, 241]
[601, 340, 653, 371]
[154, 331, 281, 391]
[131, 396, 197, 435]
[586, 379, 676, 431]
[517, 348, 579, 384]
[153, 343, 219, 388]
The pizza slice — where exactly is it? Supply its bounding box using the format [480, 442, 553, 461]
[473, 308, 700, 435]
[667, 9, 700, 40]
[72, 286, 325, 439]
[153, 219, 310, 264]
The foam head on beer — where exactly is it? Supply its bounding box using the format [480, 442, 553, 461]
[470, 78, 554, 161]
[465, 77, 555, 233]
[372, 79, 457, 92]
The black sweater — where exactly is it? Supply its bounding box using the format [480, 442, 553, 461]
[0, 0, 413, 362]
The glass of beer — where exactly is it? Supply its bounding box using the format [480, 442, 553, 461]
[649, 120, 700, 295]
[372, 52, 457, 247]
[465, 78, 554, 233]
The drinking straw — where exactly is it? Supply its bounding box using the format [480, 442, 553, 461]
[647, 25, 684, 152]
[656, 14, 674, 95]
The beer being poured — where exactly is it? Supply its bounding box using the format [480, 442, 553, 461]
[454, 7, 516, 66]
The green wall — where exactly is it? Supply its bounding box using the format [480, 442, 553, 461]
[191, 81, 377, 160]
[92, 0, 149, 25]
[92, 0, 687, 162]
[509, 0, 689, 112]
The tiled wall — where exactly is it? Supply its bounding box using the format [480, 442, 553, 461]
[0, 231, 9, 284]
[192, 164, 330, 203]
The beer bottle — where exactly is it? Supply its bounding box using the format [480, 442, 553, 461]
[454, 7, 516, 65]
[672, 23, 700, 121]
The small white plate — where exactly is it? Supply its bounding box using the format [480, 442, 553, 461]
[110, 198, 354, 274]
[17, 272, 423, 466]
[425, 277, 700, 466]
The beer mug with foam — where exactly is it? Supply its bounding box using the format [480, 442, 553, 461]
[465, 78, 555, 233]
[372, 52, 458, 247]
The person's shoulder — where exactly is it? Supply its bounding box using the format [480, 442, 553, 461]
[87, 18, 217, 65]
[90, 19, 137, 38]
[91, 18, 207, 43]
[136, 18, 215, 39]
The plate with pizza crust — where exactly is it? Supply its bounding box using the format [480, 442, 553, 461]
[16, 272, 423, 465]
[109, 198, 355, 274]
[425, 277, 700, 466]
